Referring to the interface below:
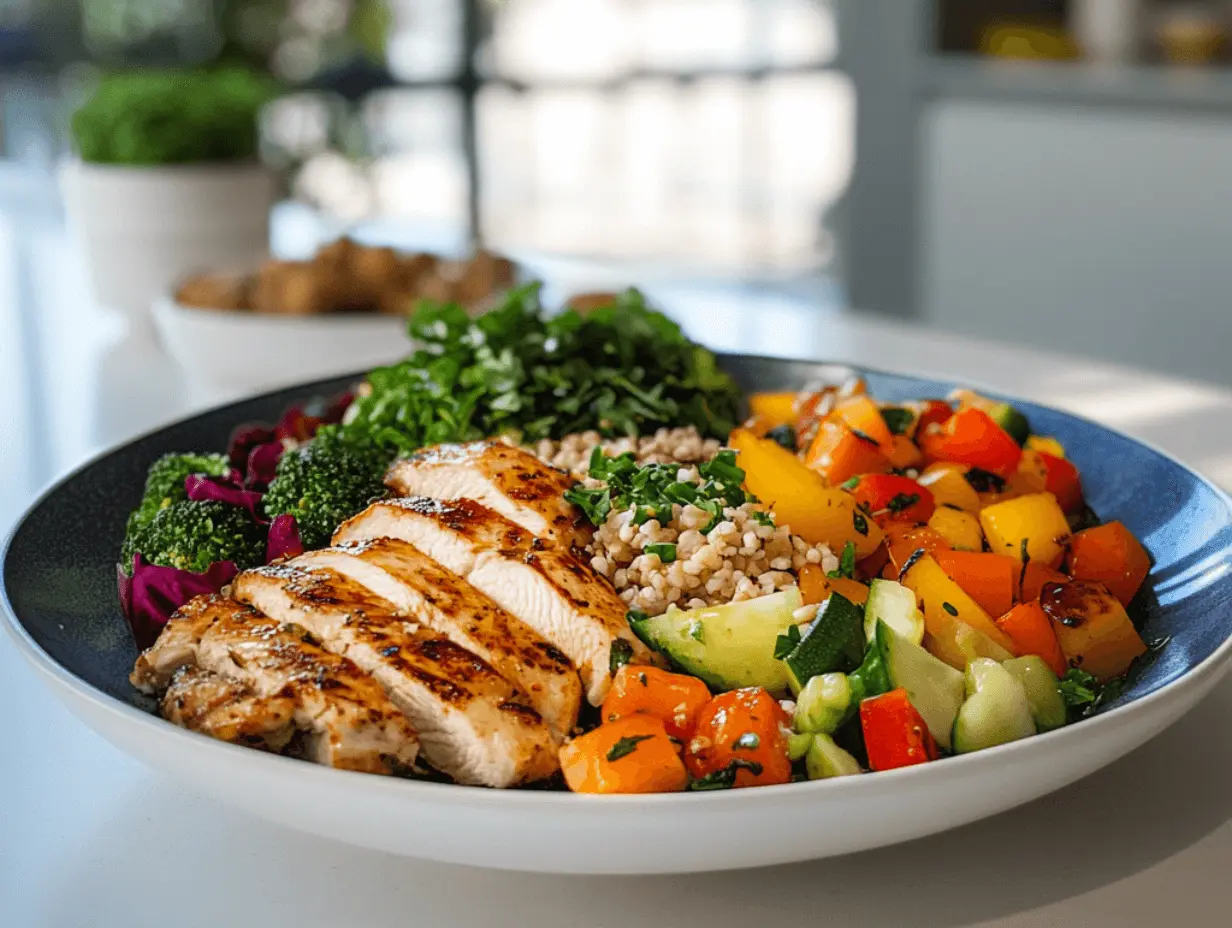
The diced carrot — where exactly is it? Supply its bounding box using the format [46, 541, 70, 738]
[1038, 452, 1084, 514]
[860, 689, 938, 772]
[833, 395, 895, 456]
[1067, 521, 1151, 606]
[995, 601, 1067, 676]
[883, 524, 952, 579]
[1040, 580, 1147, 681]
[602, 665, 712, 741]
[918, 407, 1023, 477]
[1017, 561, 1068, 603]
[685, 688, 792, 788]
[748, 392, 798, 429]
[888, 434, 923, 470]
[935, 551, 1017, 618]
[560, 716, 689, 794]
[848, 473, 936, 525]
[805, 420, 891, 486]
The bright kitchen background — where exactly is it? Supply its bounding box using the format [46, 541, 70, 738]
[5, 0, 1232, 528]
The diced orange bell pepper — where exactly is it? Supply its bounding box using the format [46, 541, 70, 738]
[918, 407, 1023, 478]
[848, 473, 936, 525]
[805, 420, 891, 487]
[888, 434, 924, 470]
[797, 564, 871, 607]
[1016, 561, 1069, 603]
[934, 551, 1017, 618]
[1037, 452, 1084, 514]
[995, 601, 1067, 676]
[1067, 521, 1151, 606]
[883, 524, 952, 579]
[685, 688, 792, 788]
[602, 665, 713, 741]
[560, 716, 689, 794]
[833, 395, 895, 456]
[1040, 580, 1147, 681]
[748, 392, 798, 429]
[860, 689, 938, 772]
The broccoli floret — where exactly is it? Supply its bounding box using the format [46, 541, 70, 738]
[121, 500, 265, 574]
[130, 452, 230, 531]
[262, 428, 392, 549]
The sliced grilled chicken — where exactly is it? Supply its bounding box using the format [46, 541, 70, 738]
[233, 564, 558, 786]
[162, 666, 296, 751]
[190, 596, 419, 774]
[385, 440, 577, 541]
[334, 497, 650, 704]
[284, 540, 581, 735]
[130, 594, 226, 693]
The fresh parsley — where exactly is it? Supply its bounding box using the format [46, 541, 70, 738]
[751, 510, 776, 527]
[1059, 637, 1170, 721]
[828, 541, 857, 579]
[688, 758, 765, 791]
[840, 476, 861, 491]
[852, 511, 870, 536]
[885, 492, 921, 514]
[609, 638, 634, 674]
[645, 542, 678, 563]
[942, 602, 959, 617]
[774, 623, 803, 660]
[606, 734, 655, 762]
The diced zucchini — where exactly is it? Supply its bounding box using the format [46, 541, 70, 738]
[989, 402, 1030, 446]
[864, 579, 925, 646]
[794, 673, 852, 735]
[875, 620, 965, 751]
[630, 588, 801, 693]
[1001, 656, 1067, 732]
[783, 592, 865, 691]
[952, 659, 1037, 754]
[805, 733, 863, 779]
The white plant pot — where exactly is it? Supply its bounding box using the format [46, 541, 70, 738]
[60, 160, 277, 318]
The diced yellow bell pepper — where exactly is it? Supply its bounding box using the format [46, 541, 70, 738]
[1042, 580, 1147, 681]
[927, 507, 984, 552]
[1026, 435, 1066, 458]
[1008, 449, 1049, 496]
[917, 463, 981, 513]
[748, 392, 797, 429]
[730, 429, 884, 558]
[899, 553, 1016, 669]
[980, 493, 1071, 564]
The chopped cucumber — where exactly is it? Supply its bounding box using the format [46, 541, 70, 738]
[630, 587, 801, 693]
[787, 732, 814, 761]
[805, 734, 863, 779]
[989, 402, 1030, 446]
[875, 620, 964, 751]
[864, 579, 925, 646]
[1002, 656, 1067, 732]
[783, 592, 865, 691]
[952, 659, 1037, 754]
[794, 673, 852, 735]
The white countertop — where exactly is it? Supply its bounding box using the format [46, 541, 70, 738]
[4, 192, 1232, 926]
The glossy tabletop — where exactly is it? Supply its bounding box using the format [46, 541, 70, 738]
[4, 185, 1232, 926]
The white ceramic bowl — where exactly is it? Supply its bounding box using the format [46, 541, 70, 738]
[152, 296, 411, 405]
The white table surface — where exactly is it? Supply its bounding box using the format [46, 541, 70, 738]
[5, 190, 1232, 926]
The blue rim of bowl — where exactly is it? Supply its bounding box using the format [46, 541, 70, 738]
[4, 352, 1232, 807]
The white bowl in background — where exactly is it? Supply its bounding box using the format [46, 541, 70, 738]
[152, 295, 413, 405]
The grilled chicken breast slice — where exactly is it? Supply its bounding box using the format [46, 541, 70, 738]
[162, 666, 296, 751]
[189, 596, 419, 774]
[287, 540, 581, 735]
[233, 564, 558, 786]
[130, 595, 226, 692]
[334, 497, 650, 705]
[385, 440, 577, 541]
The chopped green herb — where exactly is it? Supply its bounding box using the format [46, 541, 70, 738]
[606, 734, 655, 762]
[840, 476, 861, 491]
[828, 540, 857, 579]
[885, 492, 921, 514]
[942, 602, 959, 617]
[853, 511, 870, 536]
[609, 639, 634, 674]
[751, 510, 776, 527]
[687, 758, 764, 791]
[645, 542, 678, 563]
[1059, 637, 1170, 721]
[688, 619, 705, 643]
[774, 624, 803, 660]
[880, 407, 915, 435]
[733, 732, 761, 751]
[1058, 668, 1100, 708]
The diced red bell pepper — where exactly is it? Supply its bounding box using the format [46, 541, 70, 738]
[1016, 561, 1069, 603]
[1038, 451, 1084, 514]
[918, 407, 1023, 478]
[685, 688, 793, 789]
[1067, 521, 1151, 606]
[860, 689, 939, 771]
[995, 601, 1067, 677]
[915, 399, 954, 433]
[848, 473, 936, 525]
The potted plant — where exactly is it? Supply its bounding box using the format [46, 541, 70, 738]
[62, 67, 280, 317]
